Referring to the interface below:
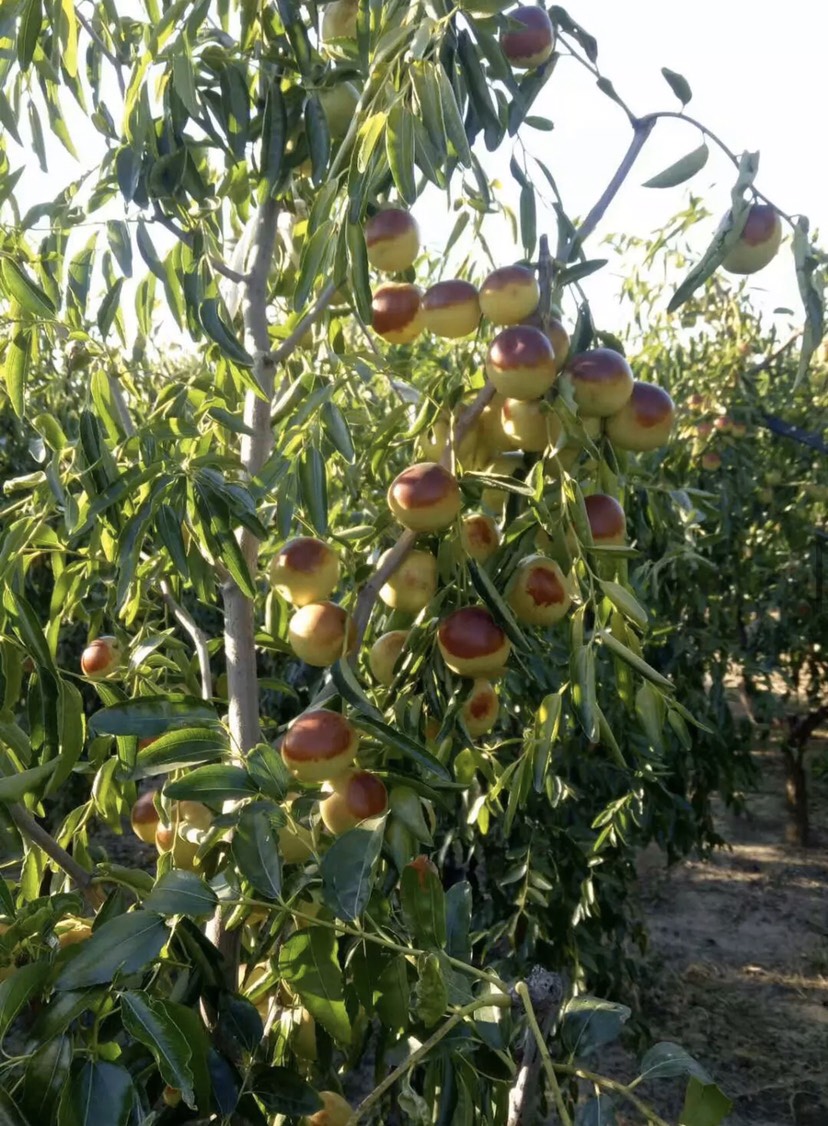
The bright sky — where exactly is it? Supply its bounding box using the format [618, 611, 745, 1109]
[13, 0, 827, 342]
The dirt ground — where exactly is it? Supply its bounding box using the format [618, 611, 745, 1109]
[615, 731, 828, 1125]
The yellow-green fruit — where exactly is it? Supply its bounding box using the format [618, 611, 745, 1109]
[271, 537, 340, 607]
[372, 283, 425, 344]
[281, 709, 359, 784]
[605, 382, 675, 452]
[321, 0, 357, 42]
[318, 83, 360, 139]
[479, 265, 539, 326]
[562, 349, 634, 418]
[302, 1091, 353, 1126]
[507, 555, 571, 626]
[501, 397, 562, 452]
[459, 513, 500, 562]
[721, 204, 783, 275]
[155, 822, 200, 869]
[481, 452, 523, 514]
[365, 209, 420, 274]
[278, 821, 315, 863]
[422, 279, 481, 338]
[461, 679, 499, 736]
[387, 463, 462, 532]
[292, 1008, 318, 1061]
[80, 635, 123, 678]
[368, 630, 409, 686]
[378, 548, 438, 613]
[288, 602, 356, 667]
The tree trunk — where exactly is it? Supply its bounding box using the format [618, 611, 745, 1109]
[781, 706, 827, 848]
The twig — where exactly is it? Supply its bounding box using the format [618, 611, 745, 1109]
[267, 281, 338, 368]
[569, 117, 657, 253]
[160, 579, 213, 700]
[516, 982, 572, 1126]
[8, 803, 104, 908]
[151, 209, 249, 285]
[552, 1062, 672, 1126]
[75, 7, 125, 96]
[347, 993, 511, 1124]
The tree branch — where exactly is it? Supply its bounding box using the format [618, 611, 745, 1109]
[8, 803, 104, 908]
[347, 993, 511, 1124]
[160, 579, 213, 700]
[569, 116, 657, 253]
[76, 7, 125, 96]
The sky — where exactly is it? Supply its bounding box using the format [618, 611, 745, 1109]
[11, 0, 828, 343]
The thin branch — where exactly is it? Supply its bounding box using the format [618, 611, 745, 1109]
[75, 7, 125, 96]
[516, 982, 572, 1126]
[151, 209, 248, 285]
[347, 993, 511, 1124]
[8, 803, 104, 908]
[160, 579, 213, 700]
[569, 116, 657, 253]
[351, 529, 418, 650]
[267, 280, 338, 369]
[552, 1062, 672, 1126]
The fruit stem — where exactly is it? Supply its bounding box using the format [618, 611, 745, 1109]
[347, 992, 511, 1123]
[160, 579, 213, 700]
[8, 803, 104, 908]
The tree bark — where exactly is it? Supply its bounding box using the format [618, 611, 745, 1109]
[781, 706, 827, 847]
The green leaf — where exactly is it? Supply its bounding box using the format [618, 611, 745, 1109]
[134, 727, 228, 777]
[199, 298, 253, 367]
[639, 1042, 711, 1083]
[661, 67, 692, 106]
[55, 911, 168, 990]
[1, 259, 56, 319]
[598, 631, 674, 691]
[571, 643, 598, 742]
[599, 581, 648, 629]
[400, 857, 446, 948]
[574, 1095, 617, 1125]
[643, 143, 708, 189]
[246, 744, 292, 800]
[321, 401, 355, 463]
[321, 822, 384, 921]
[386, 101, 417, 205]
[89, 696, 219, 738]
[121, 991, 194, 1106]
[467, 561, 530, 650]
[304, 94, 331, 187]
[278, 927, 352, 1043]
[58, 1060, 135, 1126]
[248, 1066, 322, 1117]
[97, 278, 125, 338]
[346, 220, 372, 322]
[434, 63, 471, 166]
[0, 761, 57, 803]
[520, 184, 536, 258]
[294, 220, 334, 311]
[3, 324, 31, 418]
[231, 804, 282, 899]
[298, 446, 328, 535]
[561, 996, 631, 1058]
[164, 765, 256, 804]
[0, 962, 50, 1042]
[17, 0, 42, 70]
[21, 1035, 72, 1124]
[144, 870, 218, 918]
[679, 1078, 732, 1126]
[261, 82, 286, 196]
[351, 713, 450, 781]
[46, 681, 85, 796]
[668, 151, 759, 312]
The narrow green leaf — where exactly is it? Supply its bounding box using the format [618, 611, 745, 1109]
[17, 0, 42, 70]
[400, 857, 446, 948]
[199, 298, 253, 367]
[0, 962, 50, 1042]
[598, 631, 673, 690]
[59, 1060, 135, 1126]
[298, 446, 328, 535]
[643, 143, 708, 189]
[231, 804, 283, 899]
[121, 991, 194, 1106]
[3, 324, 30, 418]
[661, 67, 692, 106]
[278, 927, 352, 1042]
[88, 696, 219, 738]
[434, 63, 471, 166]
[386, 101, 417, 205]
[164, 765, 256, 803]
[1, 259, 56, 318]
[346, 221, 372, 321]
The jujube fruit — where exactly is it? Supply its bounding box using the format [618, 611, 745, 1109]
[319, 769, 388, 834]
[486, 325, 558, 400]
[372, 283, 425, 344]
[378, 548, 438, 613]
[281, 709, 359, 783]
[721, 203, 782, 274]
[605, 382, 675, 452]
[288, 601, 356, 667]
[507, 555, 571, 625]
[562, 348, 634, 417]
[479, 264, 539, 325]
[437, 606, 511, 678]
[365, 208, 420, 273]
[271, 537, 340, 607]
[422, 279, 481, 338]
[387, 462, 462, 532]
